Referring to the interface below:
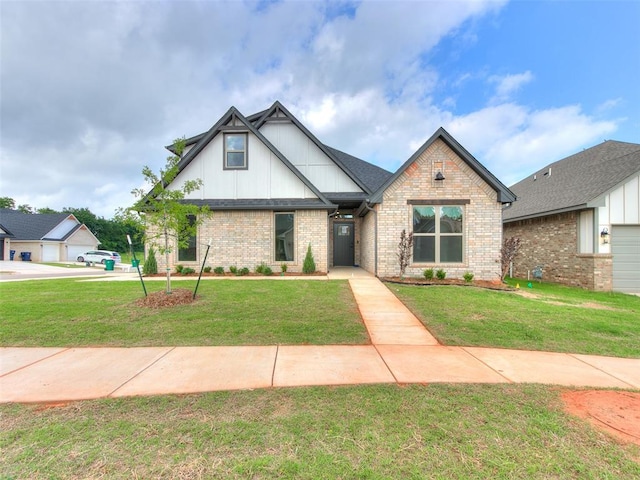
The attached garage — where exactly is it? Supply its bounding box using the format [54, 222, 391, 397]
[41, 243, 60, 262]
[612, 225, 640, 294]
[67, 245, 93, 262]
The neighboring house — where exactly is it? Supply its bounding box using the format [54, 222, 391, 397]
[0, 209, 99, 262]
[503, 140, 640, 294]
[156, 101, 515, 280]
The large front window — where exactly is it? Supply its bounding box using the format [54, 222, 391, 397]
[224, 133, 247, 169]
[275, 213, 294, 261]
[413, 205, 463, 263]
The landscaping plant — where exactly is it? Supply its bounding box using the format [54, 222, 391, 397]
[397, 229, 413, 278]
[303, 243, 316, 274]
[142, 246, 158, 275]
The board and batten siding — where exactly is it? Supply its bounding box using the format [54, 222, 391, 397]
[171, 132, 319, 200]
[259, 122, 363, 193]
[593, 173, 639, 254]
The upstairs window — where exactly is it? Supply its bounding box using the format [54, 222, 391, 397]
[413, 205, 464, 263]
[224, 133, 248, 169]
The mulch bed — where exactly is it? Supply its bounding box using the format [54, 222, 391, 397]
[382, 277, 514, 291]
[135, 289, 196, 309]
[143, 272, 326, 278]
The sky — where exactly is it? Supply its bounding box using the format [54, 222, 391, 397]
[1, 0, 638, 219]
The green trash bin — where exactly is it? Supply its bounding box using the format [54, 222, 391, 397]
[104, 259, 115, 271]
[131, 259, 140, 268]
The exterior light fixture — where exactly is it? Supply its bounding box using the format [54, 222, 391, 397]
[600, 227, 609, 244]
[434, 171, 445, 181]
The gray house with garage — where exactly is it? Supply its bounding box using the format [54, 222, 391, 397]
[503, 140, 640, 293]
[156, 101, 515, 280]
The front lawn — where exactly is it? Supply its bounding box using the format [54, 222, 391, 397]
[0, 279, 367, 347]
[390, 281, 640, 358]
[2, 384, 638, 479]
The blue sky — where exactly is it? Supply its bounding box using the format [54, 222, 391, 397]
[1, 0, 638, 218]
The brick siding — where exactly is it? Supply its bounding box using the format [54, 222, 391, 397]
[503, 212, 613, 291]
[373, 138, 503, 281]
[149, 209, 328, 273]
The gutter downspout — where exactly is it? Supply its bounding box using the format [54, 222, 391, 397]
[364, 201, 378, 277]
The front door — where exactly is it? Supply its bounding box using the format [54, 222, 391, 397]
[333, 222, 354, 266]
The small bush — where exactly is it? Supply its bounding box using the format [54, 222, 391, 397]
[229, 265, 238, 274]
[142, 247, 158, 275]
[175, 264, 184, 274]
[463, 272, 474, 283]
[281, 263, 288, 273]
[203, 266, 212, 273]
[263, 266, 273, 276]
[423, 268, 434, 280]
[181, 267, 196, 275]
[255, 262, 267, 274]
[436, 269, 447, 280]
[238, 267, 250, 276]
[214, 266, 224, 275]
[303, 244, 316, 274]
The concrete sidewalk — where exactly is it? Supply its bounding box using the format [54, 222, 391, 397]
[2, 274, 639, 403]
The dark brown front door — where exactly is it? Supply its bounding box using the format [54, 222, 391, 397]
[333, 222, 354, 266]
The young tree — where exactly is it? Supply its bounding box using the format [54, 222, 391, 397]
[302, 243, 316, 274]
[500, 236, 522, 281]
[397, 229, 414, 278]
[128, 138, 210, 293]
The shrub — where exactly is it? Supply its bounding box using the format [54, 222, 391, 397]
[142, 247, 158, 275]
[229, 265, 238, 274]
[182, 267, 196, 275]
[281, 263, 288, 273]
[255, 262, 267, 274]
[436, 269, 447, 280]
[463, 272, 474, 283]
[213, 266, 224, 275]
[263, 266, 273, 276]
[203, 266, 212, 273]
[175, 264, 184, 274]
[303, 244, 316, 274]
[423, 268, 434, 280]
[238, 267, 250, 276]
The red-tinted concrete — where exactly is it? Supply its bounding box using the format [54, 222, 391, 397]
[0, 347, 67, 376]
[572, 354, 640, 388]
[111, 346, 278, 397]
[273, 345, 395, 387]
[378, 345, 509, 384]
[464, 347, 635, 388]
[0, 347, 172, 403]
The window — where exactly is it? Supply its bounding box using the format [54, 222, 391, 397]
[413, 205, 463, 263]
[178, 215, 197, 261]
[224, 133, 247, 169]
[275, 213, 294, 261]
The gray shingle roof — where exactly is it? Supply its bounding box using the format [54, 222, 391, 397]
[324, 146, 392, 193]
[503, 140, 640, 222]
[0, 209, 75, 240]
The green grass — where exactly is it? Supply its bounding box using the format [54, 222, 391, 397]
[0, 279, 367, 347]
[1, 384, 638, 479]
[390, 280, 640, 358]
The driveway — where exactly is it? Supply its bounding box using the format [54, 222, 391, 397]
[0, 260, 110, 281]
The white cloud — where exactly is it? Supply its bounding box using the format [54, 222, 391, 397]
[0, 0, 630, 218]
[488, 71, 534, 104]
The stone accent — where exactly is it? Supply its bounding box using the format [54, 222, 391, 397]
[373, 138, 503, 281]
[503, 211, 613, 291]
[150, 209, 328, 273]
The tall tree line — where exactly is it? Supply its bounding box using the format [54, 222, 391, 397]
[0, 197, 143, 253]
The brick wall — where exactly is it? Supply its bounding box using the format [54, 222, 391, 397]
[374, 138, 503, 280]
[503, 212, 613, 291]
[150, 209, 328, 273]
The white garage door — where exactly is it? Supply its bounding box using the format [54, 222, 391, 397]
[612, 225, 640, 294]
[67, 245, 93, 262]
[42, 244, 59, 262]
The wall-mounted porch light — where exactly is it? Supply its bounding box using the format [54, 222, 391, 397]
[434, 171, 445, 181]
[600, 227, 609, 244]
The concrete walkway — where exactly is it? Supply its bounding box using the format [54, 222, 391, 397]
[2, 271, 640, 403]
